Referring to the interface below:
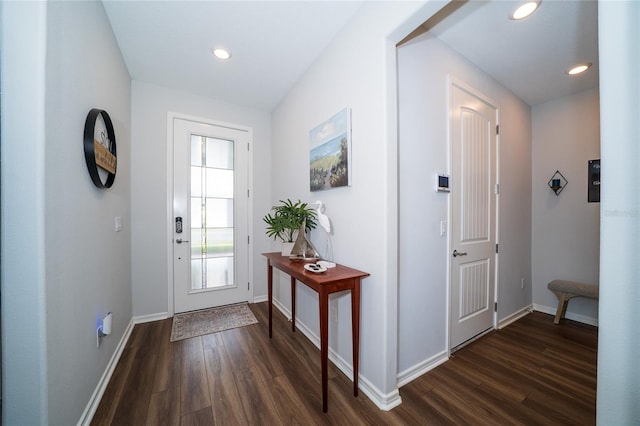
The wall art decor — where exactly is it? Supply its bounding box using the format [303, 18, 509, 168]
[84, 108, 117, 188]
[588, 159, 600, 203]
[310, 107, 351, 191]
[548, 170, 568, 195]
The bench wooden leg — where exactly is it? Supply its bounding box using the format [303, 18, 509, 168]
[552, 291, 571, 324]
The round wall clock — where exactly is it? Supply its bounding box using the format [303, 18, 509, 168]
[84, 108, 117, 188]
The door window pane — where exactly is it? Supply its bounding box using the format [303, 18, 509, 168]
[205, 228, 234, 257]
[191, 198, 203, 229]
[189, 134, 235, 291]
[191, 166, 202, 197]
[206, 198, 233, 228]
[191, 135, 203, 166]
[206, 138, 234, 169]
[206, 168, 234, 198]
[206, 257, 234, 287]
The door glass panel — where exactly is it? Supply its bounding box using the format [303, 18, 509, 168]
[190, 166, 202, 197]
[206, 138, 234, 169]
[206, 257, 234, 287]
[206, 198, 233, 227]
[189, 135, 235, 291]
[191, 198, 203, 229]
[206, 168, 234, 198]
[191, 137, 203, 166]
[205, 228, 234, 256]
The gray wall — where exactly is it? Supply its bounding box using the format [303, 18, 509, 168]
[532, 88, 600, 324]
[270, 1, 467, 408]
[2, 1, 132, 424]
[130, 81, 272, 317]
[397, 33, 532, 379]
[45, 2, 132, 423]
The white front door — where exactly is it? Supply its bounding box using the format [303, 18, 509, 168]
[172, 117, 250, 313]
[449, 80, 498, 350]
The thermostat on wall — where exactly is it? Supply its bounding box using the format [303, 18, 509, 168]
[436, 174, 450, 192]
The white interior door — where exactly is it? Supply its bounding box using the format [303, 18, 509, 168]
[449, 80, 498, 350]
[173, 117, 250, 313]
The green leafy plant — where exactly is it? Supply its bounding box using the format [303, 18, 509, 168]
[263, 199, 317, 242]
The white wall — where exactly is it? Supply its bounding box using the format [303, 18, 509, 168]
[597, 1, 640, 423]
[1, 1, 49, 424]
[397, 34, 532, 379]
[2, 1, 132, 424]
[532, 88, 600, 324]
[270, 1, 450, 408]
[130, 81, 271, 317]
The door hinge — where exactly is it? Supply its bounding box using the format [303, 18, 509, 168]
[496, 124, 500, 135]
[247, 189, 250, 198]
[248, 235, 250, 244]
[494, 302, 498, 312]
[248, 282, 250, 290]
[247, 142, 250, 151]
[496, 244, 499, 253]
[495, 183, 500, 194]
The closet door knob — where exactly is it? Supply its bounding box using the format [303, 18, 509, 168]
[452, 249, 467, 257]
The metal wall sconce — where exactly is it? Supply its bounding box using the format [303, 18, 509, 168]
[548, 170, 568, 195]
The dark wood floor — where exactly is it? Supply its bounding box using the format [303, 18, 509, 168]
[91, 303, 597, 425]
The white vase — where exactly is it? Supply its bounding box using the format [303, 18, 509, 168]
[281, 242, 294, 256]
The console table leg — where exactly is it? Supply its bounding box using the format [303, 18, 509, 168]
[291, 276, 296, 332]
[352, 279, 360, 397]
[268, 263, 273, 338]
[319, 289, 329, 412]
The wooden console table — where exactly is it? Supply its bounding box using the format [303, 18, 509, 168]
[262, 252, 369, 412]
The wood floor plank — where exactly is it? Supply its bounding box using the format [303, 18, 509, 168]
[202, 332, 246, 425]
[151, 319, 175, 393]
[179, 337, 210, 415]
[109, 322, 163, 425]
[146, 323, 182, 426]
[180, 406, 214, 426]
[91, 306, 597, 425]
[90, 345, 136, 426]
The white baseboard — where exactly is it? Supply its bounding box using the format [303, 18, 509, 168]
[533, 303, 599, 326]
[252, 294, 268, 303]
[77, 318, 135, 426]
[133, 311, 169, 324]
[498, 305, 533, 329]
[396, 350, 449, 388]
[270, 299, 401, 411]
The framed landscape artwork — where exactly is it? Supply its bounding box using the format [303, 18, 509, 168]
[309, 108, 352, 191]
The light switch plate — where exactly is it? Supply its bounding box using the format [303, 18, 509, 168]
[440, 220, 447, 236]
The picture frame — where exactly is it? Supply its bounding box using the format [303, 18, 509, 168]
[309, 108, 352, 191]
[588, 159, 600, 203]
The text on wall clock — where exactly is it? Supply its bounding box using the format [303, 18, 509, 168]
[83, 108, 117, 189]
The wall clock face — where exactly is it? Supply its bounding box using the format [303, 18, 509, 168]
[84, 108, 117, 189]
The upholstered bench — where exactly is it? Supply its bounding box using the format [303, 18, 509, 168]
[547, 279, 599, 324]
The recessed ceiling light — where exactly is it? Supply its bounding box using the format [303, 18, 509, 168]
[212, 48, 231, 61]
[510, 1, 541, 20]
[566, 63, 592, 75]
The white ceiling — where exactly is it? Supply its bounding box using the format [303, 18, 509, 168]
[428, 0, 599, 106]
[102, 1, 364, 111]
[103, 0, 599, 111]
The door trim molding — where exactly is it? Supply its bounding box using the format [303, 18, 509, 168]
[166, 111, 253, 317]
